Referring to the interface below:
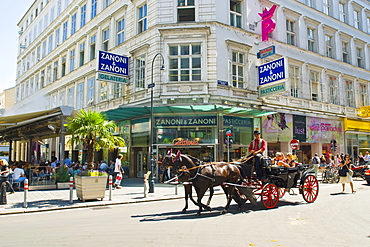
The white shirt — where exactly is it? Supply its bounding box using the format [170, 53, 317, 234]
[364, 154, 370, 162]
[13, 168, 25, 180]
[114, 158, 122, 173]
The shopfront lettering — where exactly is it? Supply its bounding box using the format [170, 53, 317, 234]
[294, 126, 305, 135]
[155, 116, 217, 127]
[172, 139, 199, 146]
[320, 123, 342, 132]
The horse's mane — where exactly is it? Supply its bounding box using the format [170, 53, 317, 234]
[182, 154, 201, 166]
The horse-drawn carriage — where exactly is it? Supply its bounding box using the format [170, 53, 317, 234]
[162, 150, 319, 215]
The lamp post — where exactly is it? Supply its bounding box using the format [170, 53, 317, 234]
[148, 53, 165, 193]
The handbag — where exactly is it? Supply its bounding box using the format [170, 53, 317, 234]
[338, 167, 347, 177]
[346, 165, 353, 177]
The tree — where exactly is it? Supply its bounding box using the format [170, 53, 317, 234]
[66, 109, 125, 163]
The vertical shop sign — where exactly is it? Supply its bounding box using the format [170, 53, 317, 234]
[293, 115, 306, 142]
[258, 5, 277, 42]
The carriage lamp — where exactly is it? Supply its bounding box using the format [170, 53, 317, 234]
[149, 53, 165, 193]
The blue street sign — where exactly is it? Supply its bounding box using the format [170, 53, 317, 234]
[97, 51, 129, 77]
[258, 57, 285, 86]
[148, 83, 155, 89]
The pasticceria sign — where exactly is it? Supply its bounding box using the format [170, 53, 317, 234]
[358, 106, 370, 118]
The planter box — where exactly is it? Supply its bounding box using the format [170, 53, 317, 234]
[75, 176, 108, 202]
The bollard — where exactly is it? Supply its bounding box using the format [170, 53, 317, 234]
[175, 177, 178, 195]
[0, 182, 7, 205]
[108, 175, 113, 201]
[69, 177, 74, 204]
[23, 179, 28, 208]
[143, 175, 148, 198]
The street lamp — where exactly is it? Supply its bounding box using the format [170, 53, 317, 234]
[149, 53, 165, 193]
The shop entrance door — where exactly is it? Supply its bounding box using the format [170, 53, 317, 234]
[134, 148, 147, 178]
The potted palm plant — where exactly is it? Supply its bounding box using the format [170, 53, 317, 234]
[54, 166, 71, 189]
[66, 110, 125, 201]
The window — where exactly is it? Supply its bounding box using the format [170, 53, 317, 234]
[62, 20, 68, 42]
[231, 51, 245, 88]
[353, 10, 360, 29]
[305, 0, 314, 8]
[36, 45, 41, 61]
[55, 28, 60, 48]
[138, 4, 147, 33]
[178, 0, 195, 22]
[91, 0, 97, 19]
[70, 49, 75, 72]
[40, 70, 45, 88]
[356, 47, 363, 68]
[100, 81, 108, 101]
[103, 29, 110, 51]
[68, 87, 74, 107]
[117, 19, 125, 45]
[48, 34, 53, 53]
[328, 76, 338, 104]
[80, 4, 86, 27]
[310, 71, 320, 101]
[46, 65, 52, 86]
[345, 80, 355, 107]
[367, 17, 370, 34]
[323, 0, 330, 15]
[50, 7, 55, 23]
[307, 28, 315, 52]
[44, 14, 48, 31]
[113, 83, 123, 98]
[59, 91, 65, 106]
[53, 61, 58, 82]
[61, 56, 66, 76]
[71, 13, 77, 35]
[286, 20, 295, 46]
[87, 77, 95, 105]
[104, 0, 111, 9]
[57, 0, 62, 16]
[169, 44, 202, 81]
[230, 0, 242, 28]
[51, 94, 57, 108]
[339, 3, 346, 23]
[90, 35, 96, 60]
[289, 66, 300, 97]
[76, 82, 84, 109]
[342, 42, 349, 63]
[79, 43, 85, 66]
[135, 55, 146, 90]
[359, 84, 368, 107]
[325, 35, 333, 58]
[38, 21, 42, 35]
[42, 40, 47, 58]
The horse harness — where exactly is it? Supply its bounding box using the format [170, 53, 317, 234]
[178, 162, 216, 183]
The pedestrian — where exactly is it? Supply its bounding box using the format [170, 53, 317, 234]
[0, 159, 15, 194]
[113, 154, 123, 189]
[364, 151, 370, 164]
[99, 160, 108, 171]
[338, 154, 356, 193]
[311, 153, 320, 177]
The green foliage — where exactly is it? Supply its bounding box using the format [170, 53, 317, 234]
[66, 109, 125, 163]
[55, 167, 71, 183]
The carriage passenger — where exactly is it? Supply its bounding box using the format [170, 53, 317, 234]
[273, 152, 290, 168]
[285, 153, 297, 167]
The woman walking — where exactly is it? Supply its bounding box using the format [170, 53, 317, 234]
[338, 154, 356, 193]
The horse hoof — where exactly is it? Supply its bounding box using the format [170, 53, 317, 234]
[182, 209, 187, 213]
[206, 206, 212, 211]
[221, 210, 227, 214]
[196, 212, 201, 216]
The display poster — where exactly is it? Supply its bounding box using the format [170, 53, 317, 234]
[306, 117, 343, 143]
[261, 113, 293, 142]
[293, 115, 306, 142]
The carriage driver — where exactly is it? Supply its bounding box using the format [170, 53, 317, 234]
[248, 130, 267, 178]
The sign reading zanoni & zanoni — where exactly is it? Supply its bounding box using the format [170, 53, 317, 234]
[258, 57, 285, 86]
[155, 116, 217, 127]
[97, 51, 129, 76]
[259, 81, 286, 98]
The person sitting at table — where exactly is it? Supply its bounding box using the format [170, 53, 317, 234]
[12, 164, 27, 190]
[273, 152, 290, 168]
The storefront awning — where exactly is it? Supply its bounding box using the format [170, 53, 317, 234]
[104, 104, 271, 122]
[0, 106, 74, 142]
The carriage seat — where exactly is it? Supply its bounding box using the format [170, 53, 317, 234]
[266, 166, 288, 175]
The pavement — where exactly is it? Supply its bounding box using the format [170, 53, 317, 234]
[0, 178, 187, 215]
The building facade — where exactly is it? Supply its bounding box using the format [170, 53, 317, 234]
[11, 0, 370, 176]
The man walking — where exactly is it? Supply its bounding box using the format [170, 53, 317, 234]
[113, 154, 123, 189]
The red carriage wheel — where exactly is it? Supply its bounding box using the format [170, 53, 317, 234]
[261, 184, 279, 209]
[302, 175, 319, 203]
[278, 188, 286, 198]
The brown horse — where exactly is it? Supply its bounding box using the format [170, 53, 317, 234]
[162, 150, 243, 216]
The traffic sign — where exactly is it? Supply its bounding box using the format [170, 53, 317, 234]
[290, 139, 299, 150]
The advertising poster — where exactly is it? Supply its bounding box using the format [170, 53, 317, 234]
[261, 113, 293, 142]
[293, 115, 306, 142]
[306, 117, 343, 143]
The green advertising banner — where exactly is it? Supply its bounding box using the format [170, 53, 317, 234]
[259, 81, 286, 98]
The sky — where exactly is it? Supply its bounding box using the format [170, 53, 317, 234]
[0, 0, 35, 92]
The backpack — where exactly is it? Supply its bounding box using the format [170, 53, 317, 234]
[312, 157, 319, 164]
